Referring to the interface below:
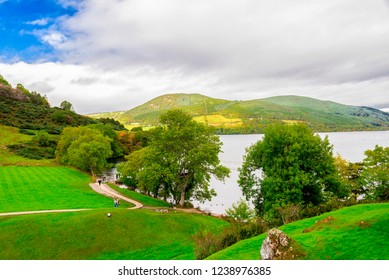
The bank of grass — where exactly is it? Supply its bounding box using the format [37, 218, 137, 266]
[207, 203, 389, 260]
[0, 166, 126, 212]
[0, 125, 55, 166]
[108, 183, 170, 207]
[0, 208, 228, 259]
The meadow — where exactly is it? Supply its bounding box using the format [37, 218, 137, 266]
[206, 203, 389, 260]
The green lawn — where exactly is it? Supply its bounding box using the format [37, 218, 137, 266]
[0, 208, 227, 260]
[0, 166, 128, 212]
[207, 203, 389, 260]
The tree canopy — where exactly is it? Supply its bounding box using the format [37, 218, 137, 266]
[360, 145, 389, 202]
[118, 109, 230, 206]
[60, 100, 75, 112]
[238, 124, 345, 218]
[56, 126, 112, 175]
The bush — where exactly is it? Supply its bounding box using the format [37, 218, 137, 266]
[193, 218, 269, 259]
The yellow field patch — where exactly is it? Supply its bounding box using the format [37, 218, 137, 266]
[282, 120, 308, 125]
[193, 115, 243, 127]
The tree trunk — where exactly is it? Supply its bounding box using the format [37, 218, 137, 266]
[179, 188, 186, 207]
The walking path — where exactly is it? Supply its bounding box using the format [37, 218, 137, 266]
[89, 182, 143, 209]
[0, 182, 209, 217]
[0, 208, 91, 217]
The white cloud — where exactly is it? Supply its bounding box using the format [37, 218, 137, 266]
[2, 0, 389, 113]
[41, 31, 67, 48]
[26, 18, 50, 26]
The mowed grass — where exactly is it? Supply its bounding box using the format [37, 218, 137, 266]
[0, 166, 119, 212]
[207, 203, 389, 260]
[0, 209, 228, 260]
[0, 125, 55, 166]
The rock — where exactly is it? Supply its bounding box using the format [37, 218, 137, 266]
[260, 228, 304, 260]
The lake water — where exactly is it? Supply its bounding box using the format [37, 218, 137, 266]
[193, 131, 389, 215]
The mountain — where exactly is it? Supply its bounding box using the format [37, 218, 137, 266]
[89, 93, 389, 133]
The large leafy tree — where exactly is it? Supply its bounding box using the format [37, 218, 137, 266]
[56, 127, 112, 175]
[238, 124, 344, 217]
[360, 145, 389, 202]
[119, 110, 230, 207]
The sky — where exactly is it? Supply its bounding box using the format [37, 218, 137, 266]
[1, 0, 389, 114]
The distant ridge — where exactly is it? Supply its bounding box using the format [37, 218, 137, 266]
[88, 93, 389, 133]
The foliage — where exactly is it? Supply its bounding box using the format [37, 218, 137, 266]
[360, 145, 389, 202]
[87, 123, 126, 159]
[225, 199, 255, 222]
[118, 110, 230, 207]
[0, 75, 11, 86]
[16, 83, 50, 107]
[35, 130, 50, 147]
[60, 100, 75, 112]
[193, 218, 268, 260]
[334, 154, 364, 198]
[238, 124, 346, 219]
[56, 126, 113, 175]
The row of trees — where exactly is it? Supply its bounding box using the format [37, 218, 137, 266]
[238, 123, 389, 222]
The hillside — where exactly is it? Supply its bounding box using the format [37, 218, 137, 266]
[89, 93, 389, 133]
[0, 83, 126, 134]
[207, 203, 389, 260]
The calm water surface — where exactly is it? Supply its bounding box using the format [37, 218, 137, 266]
[193, 131, 389, 214]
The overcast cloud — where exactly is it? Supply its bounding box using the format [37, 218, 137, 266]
[1, 0, 389, 113]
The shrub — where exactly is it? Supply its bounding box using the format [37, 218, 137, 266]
[193, 218, 269, 259]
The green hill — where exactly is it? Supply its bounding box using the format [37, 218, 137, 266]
[89, 93, 389, 133]
[206, 203, 389, 260]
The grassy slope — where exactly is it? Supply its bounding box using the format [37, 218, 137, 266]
[0, 166, 125, 212]
[207, 203, 389, 260]
[0, 125, 56, 166]
[90, 94, 389, 132]
[0, 209, 227, 260]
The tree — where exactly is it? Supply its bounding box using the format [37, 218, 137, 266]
[225, 199, 255, 222]
[360, 145, 389, 202]
[238, 124, 344, 218]
[35, 131, 50, 147]
[334, 154, 364, 199]
[119, 110, 230, 207]
[60, 100, 75, 112]
[56, 126, 112, 175]
[0, 75, 11, 86]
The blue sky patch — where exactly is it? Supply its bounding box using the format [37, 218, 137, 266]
[0, 0, 77, 62]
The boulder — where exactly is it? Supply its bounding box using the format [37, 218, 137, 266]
[260, 228, 304, 260]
